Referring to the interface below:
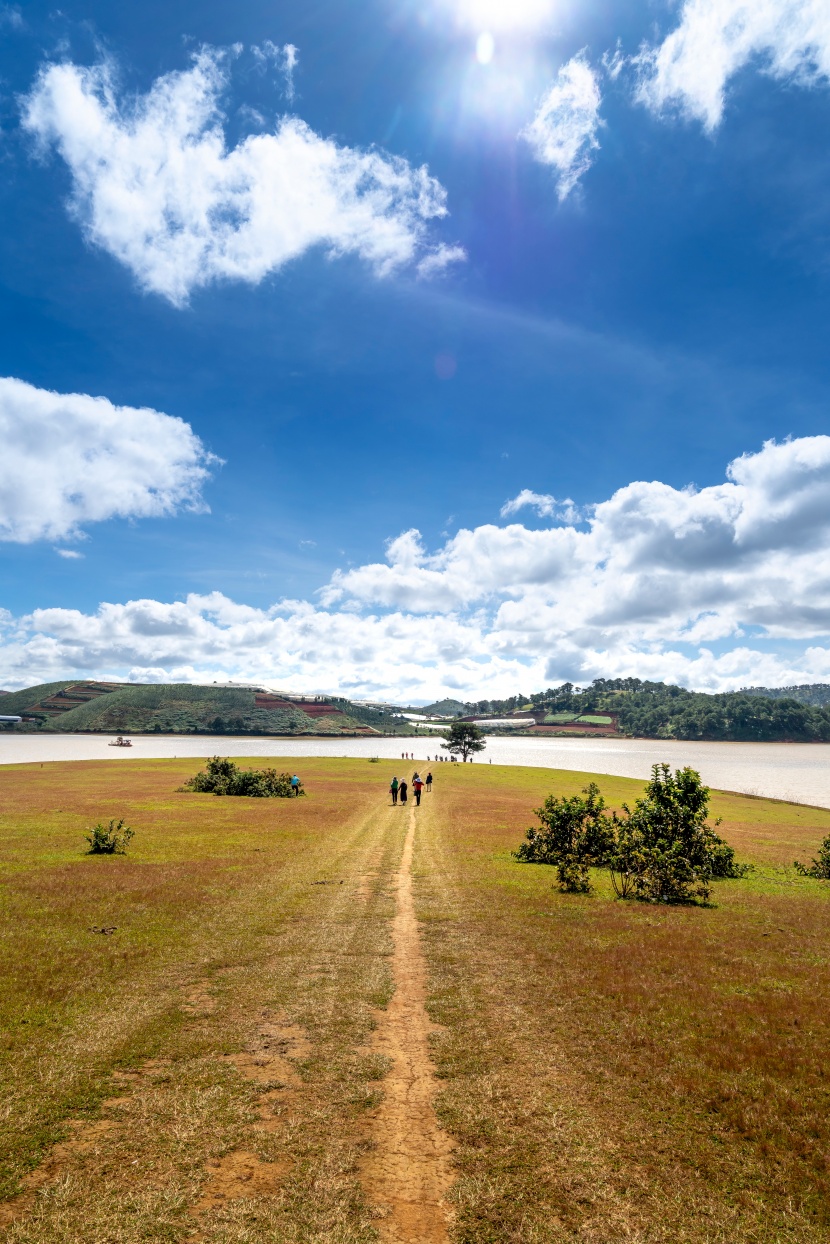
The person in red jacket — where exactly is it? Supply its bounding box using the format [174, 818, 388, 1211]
[412, 773, 424, 806]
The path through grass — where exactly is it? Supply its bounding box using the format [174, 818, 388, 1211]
[1, 757, 830, 1241]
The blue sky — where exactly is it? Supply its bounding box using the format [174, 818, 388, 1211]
[2, 0, 830, 699]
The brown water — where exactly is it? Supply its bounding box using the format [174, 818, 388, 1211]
[1, 733, 828, 807]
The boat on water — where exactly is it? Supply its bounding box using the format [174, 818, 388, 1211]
[109, 736, 133, 748]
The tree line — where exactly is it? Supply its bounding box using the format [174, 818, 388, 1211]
[459, 678, 830, 742]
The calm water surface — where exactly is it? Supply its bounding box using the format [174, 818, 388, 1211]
[0, 733, 828, 807]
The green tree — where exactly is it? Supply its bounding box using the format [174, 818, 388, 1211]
[609, 764, 746, 904]
[441, 721, 486, 762]
[514, 783, 614, 893]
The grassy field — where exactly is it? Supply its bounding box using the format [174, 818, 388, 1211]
[1, 757, 829, 1242]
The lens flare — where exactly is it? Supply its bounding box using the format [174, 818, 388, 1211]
[452, 0, 554, 30]
[476, 31, 495, 64]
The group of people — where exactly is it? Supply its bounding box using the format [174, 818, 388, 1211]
[389, 771, 432, 806]
[400, 753, 454, 762]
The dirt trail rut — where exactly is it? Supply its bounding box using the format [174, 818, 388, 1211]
[361, 803, 454, 1242]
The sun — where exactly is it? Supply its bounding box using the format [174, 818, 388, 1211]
[451, 0, 555, 31]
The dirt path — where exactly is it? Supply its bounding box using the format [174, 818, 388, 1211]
[361, 801, 454, 1242]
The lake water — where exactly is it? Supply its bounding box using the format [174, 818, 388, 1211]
[1, 733, 829, 807]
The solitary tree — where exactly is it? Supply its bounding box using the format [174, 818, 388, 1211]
[441, 721, 486, 762]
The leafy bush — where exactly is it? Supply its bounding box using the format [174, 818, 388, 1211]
[85, 818, 134, 854]
[515, 766, 750, 903]
[609, 765, 748, 904]
[181, 756, 304, 797]
[514, 783, 614, 893]
[794, 834, 830, 879]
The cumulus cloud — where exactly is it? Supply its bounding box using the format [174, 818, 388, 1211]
[21, 48, 460, 305]
[636, 0, 830, 130]
[520, 54, 602, 199]
[5, 436, 830, 697]
[324, 435, 830, 642]
[500, 489, 583, 522]
[0, 376, 217, 542]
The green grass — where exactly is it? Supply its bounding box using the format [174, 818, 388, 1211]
[414, 763, 830, 1242]
[4, 757, 830, 1241]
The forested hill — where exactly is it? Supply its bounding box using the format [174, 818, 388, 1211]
[742, 684, 830, 707]
[461, 679, 830, 742]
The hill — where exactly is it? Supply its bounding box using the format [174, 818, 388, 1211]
[417, 698, 468, 716]
[463, 678, 830, 742]
[4, 681, 415, 737]
[743, 684, 830, 707]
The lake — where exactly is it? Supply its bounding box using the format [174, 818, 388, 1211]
[1, 732, 829, 807]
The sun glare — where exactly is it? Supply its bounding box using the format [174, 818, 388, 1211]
[453, 0, 555, 31]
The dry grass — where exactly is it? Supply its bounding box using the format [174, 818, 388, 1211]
[0, 756, 404, 1242]
[414, 764, 830, 1243]
[3, 757, 830, 1242]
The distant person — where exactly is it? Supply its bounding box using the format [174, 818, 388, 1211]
[290, 774, 301, 796]
[390, 776, 399, 805]
[413, 773, 424, 805]
[426, 772, 432, 792]
[399, 779, 408, 805]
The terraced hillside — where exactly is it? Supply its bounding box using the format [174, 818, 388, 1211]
[4, 682, 411, 736]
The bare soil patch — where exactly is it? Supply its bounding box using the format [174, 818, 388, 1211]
[361, 804, 455, 1242]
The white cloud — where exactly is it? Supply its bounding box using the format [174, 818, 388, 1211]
[636, 0, 830, 130]
[252, 41, 298, 103]
[22, 48, 460, 305]
[500, 489, 582, 522]
[0, 376, 217, 542]
[5, 436, 830, 697]
[55, 548, 84, 559]
[520, 54, 602, 199]
[416, 243, 467, 279]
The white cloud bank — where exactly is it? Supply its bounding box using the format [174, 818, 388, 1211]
[637, 0, 830, 130]
[22, 48, 462, 305]
[521, 55, 602, 199]
[0, 376, 217, 542]
[4, 436, 830, 696]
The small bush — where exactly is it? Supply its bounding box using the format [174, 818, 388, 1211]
[514, 783, 614, 893]
[85, 818, 134, 855]
[794, 834, 830, 879]
[515, 766, 751, 904]
[181, 756, 304, 798]
[609, 765, 747, 904]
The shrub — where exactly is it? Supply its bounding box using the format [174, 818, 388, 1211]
[85, 818, 134, 855]
[516, 766, 751, 904]
[609, 764, 747, 904]
[181, 756, 304, 798]
[514, 783, 614, 893]
[794, 834, 830, 879]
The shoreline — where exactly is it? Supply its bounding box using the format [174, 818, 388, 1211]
[2, 732, 830, 808]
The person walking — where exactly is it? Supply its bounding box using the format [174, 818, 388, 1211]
[290, 774, 301, 796]
[390, 776, 399, 805]
[425, 771, 432, 792]
[413, 773, 423, 806]
[399, 778, 408, 805]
